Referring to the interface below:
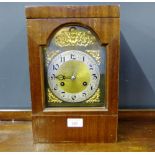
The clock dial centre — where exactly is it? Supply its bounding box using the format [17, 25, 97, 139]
[71, 75, 76, 80]
[56, 60, 91, 93]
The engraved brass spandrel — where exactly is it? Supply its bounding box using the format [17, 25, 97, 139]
[86, 88, 100, 103]
[55, 27, 96, 47]
[47, 88, 62, 103]
[86, 50, 101, 65]
[45, 50, 59, 66]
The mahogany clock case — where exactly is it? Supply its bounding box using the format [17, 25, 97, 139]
[26, 5, 120, 143]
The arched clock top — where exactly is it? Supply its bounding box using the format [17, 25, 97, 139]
[44, 24, 106, 73]
[46, 24, 104, 48]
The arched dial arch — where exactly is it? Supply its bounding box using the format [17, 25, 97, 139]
[43, 24, 106, 107]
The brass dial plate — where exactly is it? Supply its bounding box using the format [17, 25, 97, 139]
[56, 60, 91, 93]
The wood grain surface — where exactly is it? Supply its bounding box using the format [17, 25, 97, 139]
[1, 109, 155, 121]
[119, 109, 155, 121]
[0, 110, 31, 121]
[32, 115, 117, 143]
[0, 120, 155, 152]
[25, 5, 120, 18]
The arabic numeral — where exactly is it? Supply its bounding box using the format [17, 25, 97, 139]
[53, 64, 59, 70]
[82, 56, 85, 62]
[50, 74, 55, 80]
[89, 64, 93, 70]
[61, 91, 65, 97]
[60, 56, 65, 62]
[82, 92, 87, 97]
[92, 74, 97, 80]
[71, 95, 76, 100]
[54, 84, 58, 90]
[70, 54, 76, 60]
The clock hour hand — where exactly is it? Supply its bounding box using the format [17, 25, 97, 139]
[55, 75, 64, 80]
[55, 74, 71, 80]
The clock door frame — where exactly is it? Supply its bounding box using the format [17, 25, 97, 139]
[26, 5, 120, 143]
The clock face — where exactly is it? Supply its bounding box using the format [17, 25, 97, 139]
[48, 50, 100, 102]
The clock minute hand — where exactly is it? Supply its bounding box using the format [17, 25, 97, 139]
[71, 66, 79, 80]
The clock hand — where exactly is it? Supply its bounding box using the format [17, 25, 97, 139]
[55, 74, 71, 80]
[71, 66, 79, 80]
[55, 75, 65, 80]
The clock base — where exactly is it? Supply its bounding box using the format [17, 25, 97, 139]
[32, 114, 117, 143]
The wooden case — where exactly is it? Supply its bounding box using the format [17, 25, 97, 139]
[26, 5, 120, 143]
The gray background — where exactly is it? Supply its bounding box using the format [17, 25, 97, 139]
[0, 2, 155, 109]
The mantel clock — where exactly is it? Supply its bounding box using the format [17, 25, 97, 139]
[26, 5, 120, 143]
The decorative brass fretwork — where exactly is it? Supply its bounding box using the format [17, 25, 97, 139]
[55, 28, 96, 47]
[45, 50, 59, 66]
[47, 88, 62, 103]
[86, 50, 101, 65]
[86, 88, 100, 103]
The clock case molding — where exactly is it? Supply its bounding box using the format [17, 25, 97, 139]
[26, 5, 120, 143]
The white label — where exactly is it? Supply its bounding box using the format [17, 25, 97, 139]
[67, 118, 83, 127]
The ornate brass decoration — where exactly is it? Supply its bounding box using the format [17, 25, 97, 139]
[47, 88, 62, 103]
[45, 50, 59, 66]
[55, 28, 96, 47]
[86, 88, 100, 103]
[86, 50, 101, 65]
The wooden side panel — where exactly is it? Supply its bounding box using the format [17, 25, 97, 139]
[25, 5, 120, 18]
[26, 29, 44, 113]
[106, 36, 120, 114]
[32, 115, 117, 143]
